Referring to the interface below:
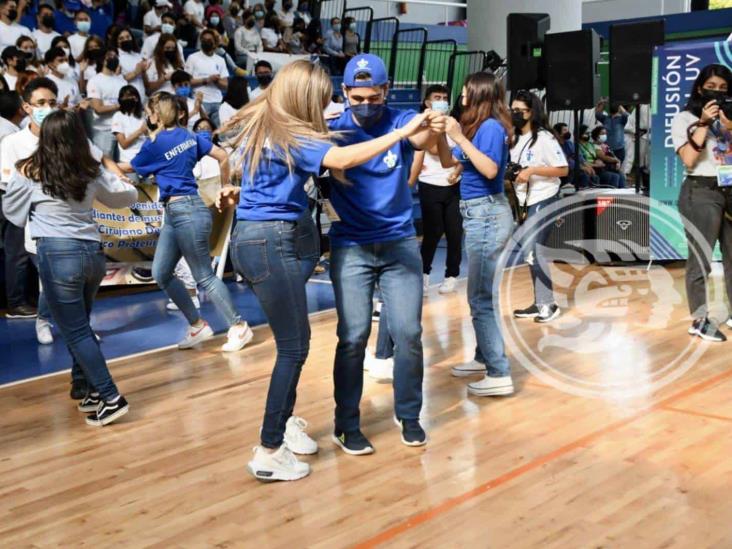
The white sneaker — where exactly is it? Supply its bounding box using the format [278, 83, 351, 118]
[284, 416, 319, 455]
[467, 375, 514, 397]
[247, 444, 310, 482]
[178, 321, 214, 349]
[36, 319, 53, 345]
[450, 360, 485, 377]
[221, 323, 254, 352]
[439, 277, 457, 294]
[365, 350, 394, 381]
[423, 274, 430, 292]
[166, 296, 201, 311]
[726, 317, 732, 329]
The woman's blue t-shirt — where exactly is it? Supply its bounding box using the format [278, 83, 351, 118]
[453, 117, 509, 200]
[131, 127, 212, 201]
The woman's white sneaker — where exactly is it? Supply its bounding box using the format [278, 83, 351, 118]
[221, 323, 254, 352]
[423, 274, 430, 293]
[467, 375, 514, 396]
[364, 350, 394, 381]
[178, 321, 214, 349]
[247, 444, 310, 482]
[450, 360, 485, 377]
[439, 277, 457, 294]
[284, 416, 319, 455]
[166, 295, 201, 311]
[36, 319, 53, 345]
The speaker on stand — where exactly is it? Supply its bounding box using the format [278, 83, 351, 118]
[506, 13, 550, 92]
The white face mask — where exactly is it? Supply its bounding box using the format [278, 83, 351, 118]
[56, 62, 71, 75]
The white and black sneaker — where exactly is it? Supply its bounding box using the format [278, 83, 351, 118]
[535, 304, 561, 323]
[513, 304, 540, 318]
[688, 318, 727, 342]
[77, 392, 101, 412]
[85, 395, 129, 427]
[332, 429, 375, 455]
[393, 417, 427, 447]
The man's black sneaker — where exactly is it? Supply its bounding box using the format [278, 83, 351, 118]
[332, 429, 375, 455]
[513, 304, 540, 318]
[393, 417, 427, 447]
[70, 379, 89, 400]
[5, 305, 37, 319]
[534, 304, 561, 323]
[688, 318, 727, 342]
[85, 395, 129, 427]
[77, 392, 101, 412]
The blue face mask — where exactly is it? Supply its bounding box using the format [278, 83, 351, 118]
[77, 20, 91, 33]
[175, 86, 191, 98]
[197, 130, 212, 141]
[431, 100, 449, 115]
[32, 106, 56, 127]
[351, 103, 385, 129]
[599, 134, 608, 143]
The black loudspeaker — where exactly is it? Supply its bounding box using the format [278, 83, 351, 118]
[545, 29, 600, 111]
[506, 13, 550, 91]
[591, 192, 650, 263]
[610, 20, 665, 105]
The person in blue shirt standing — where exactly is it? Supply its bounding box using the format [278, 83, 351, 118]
[327, 54, 445, 455]
[436, 71, 516, 397]
[216, 60, 431, 481]
[595, 99, 629, 163]
[125, 92, 254, 353]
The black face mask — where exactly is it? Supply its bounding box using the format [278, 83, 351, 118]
[120, 40, 134, 53]
[256, 73, 273, 86]
[561, 131, 572, 141]
[88, 49, 102, 61]
[201, 40, 214, 53]
[164, 50, 177, 63]
[105, 57, 119, 71]
[41, 14, 55, 28]
[7, 8, 18, 20]
[120, 98, 138, 113]
[245, 20, 255, 29]
[511, 111, 527, 129]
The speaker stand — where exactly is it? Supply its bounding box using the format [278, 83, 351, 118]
[634, 106, 642, 194]
[573, 109, 582, 191]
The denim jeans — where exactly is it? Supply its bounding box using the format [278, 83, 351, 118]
[29, 254, 52, 322]
[460, 193, 513, 378]
[522, 193, 558, 306]
[374, 297, 394, 360]
[231, 211, 319, 448]
[37, 238, 119, 400]
[152, 195, 240, 327]
[202, 102, 221, 127]
[330, 237, 423, 432]
[3, 220, 32, 307]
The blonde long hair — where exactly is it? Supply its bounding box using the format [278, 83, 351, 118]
[147, 91, 179, 142]
[229, 60, 334, 178]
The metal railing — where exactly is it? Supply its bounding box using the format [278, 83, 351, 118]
[390, 28, 428, 88]
[418, 38, 457, 92]
[364, 16, 400, 74]
[447, 51, 488, 103]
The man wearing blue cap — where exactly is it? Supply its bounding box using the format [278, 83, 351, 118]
[327, 53, 446, 455]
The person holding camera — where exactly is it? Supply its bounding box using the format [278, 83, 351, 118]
[509, 90, 568, 323]
[672, 63, 732, 342]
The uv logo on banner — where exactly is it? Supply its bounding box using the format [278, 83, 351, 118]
[495, 194, 724, 399]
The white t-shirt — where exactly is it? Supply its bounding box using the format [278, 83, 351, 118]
[184, 51, 228, 103]
[218, 102, 237, 126]
[118, 50, 147, 100]
[4, 73, 18, 92]
[32, 28, 60, 57]
[261, 27, 280, 49]
[0, 118, 20, 190]
[249, 85, 264, 100]
[87, 72, 126, 132]
[48, 73, 81, 107]
[143, 9, 163, 32]
[186, 97, 201, 130]
[111, 112, 146, 162]
[671, 110, 719, 177]
[420, 151, 455, 186]
[0, 20, 31, 51]
[141, 33, 185, 60]
[233, 25, 263, 55]
[193, 155, 220, 180]
[510, 130, 567, 206]
[68, 32, 89, 61]
[146, 62, 175, 94]
[184, 0, 205, 25]
[278, 8, 295, 27]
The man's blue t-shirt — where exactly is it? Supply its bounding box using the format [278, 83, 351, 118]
[237, 139, 333, 221]
[131, 127, 212, 201]
[595, 111, 628, 151]
[453, 117, 508, 200]
[327, 107, 417, 247]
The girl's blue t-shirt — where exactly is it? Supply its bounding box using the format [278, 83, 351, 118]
[453, 117, 509, 200]
[131, 127, 212, 201]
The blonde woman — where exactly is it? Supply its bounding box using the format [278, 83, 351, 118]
[125, 92, 253, 352]
[216, 60, 432, 482]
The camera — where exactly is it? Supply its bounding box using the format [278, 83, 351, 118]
[506, 162, 525, 183]
[716, 97, 732, 119]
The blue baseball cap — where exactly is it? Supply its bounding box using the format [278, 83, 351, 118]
[343, 54, 389, 87]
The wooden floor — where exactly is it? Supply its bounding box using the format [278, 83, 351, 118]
[1, 264, 731, 548]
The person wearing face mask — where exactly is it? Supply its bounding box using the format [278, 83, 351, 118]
[552, 122, 597, 189]
[146, 35, 183, 94]
[68, 11, 93, 61]
[111, 85, 147, 171]
[171, 69, 204, 130]
[16, 36, 41, 73]
[113, 27, 149, 102]
[577, 124, 623, 188]
[143, 0, 172, 37]
[343, 17, 359, 60]
[86, 49, 126, 158]
[249, 60, 272, 100]
[590, 126, 626, 187]
[0, 0, 31, 52]
[278, 0, 295, 28]
[295, 1, 311, 26]
[595, 99, 629, 163]
[325, 54, 446, 454]
[672, 63, 732, 343]
[436, 72, 515, 396]
[44, 47, 82, 108]
[324, 17, 345, 73]
[32, 4, 61, 58]
[217, 75, 248, 143]
[1, 47, 27, 91]
[183, 0, 205, 29]
[508, 90, 568, 324]
[234, 15, 263, 66]
[141, 13, 183, 60]
[284, 17, 307, 55]
[51, 36, 78, 80]
[223, 2, 242, 40]
[406, 85, 463, 297]
[260, 13, 286, 52]
[184, 29, 228, 127]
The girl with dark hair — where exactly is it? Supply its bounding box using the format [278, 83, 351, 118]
[147, 34, 184, 94]
[112, 85, 147, 167]
[113, 26, 149, 102]
[78, 36, 106, 96]
[509, 90, 568, 323]
[51, 36, 77, 79]
[437, 71, 515, 396]
[672, 63, 732, 342]
[590, 125, 626, 187]
[218, 75, 249, 142]
[2, 109, 137, 426]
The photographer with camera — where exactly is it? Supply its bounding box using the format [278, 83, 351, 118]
[672, 63, 732, 343]
[508, 90, 568, 323]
